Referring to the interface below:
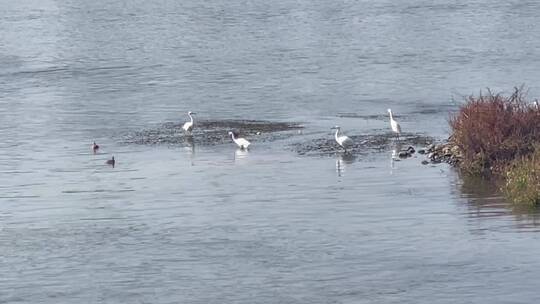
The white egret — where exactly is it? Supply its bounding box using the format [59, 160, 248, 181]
[331, 126, 353, 151]
[387, 109, 402, 140]
[228, 131, 251, 149]
[182, 111, 196, 132]
[534, 100, 539, 110]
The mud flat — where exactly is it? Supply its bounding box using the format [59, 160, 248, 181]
[120, 120, 304, 146]
[291, 132, 435, 157]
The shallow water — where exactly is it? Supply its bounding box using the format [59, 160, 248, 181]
[2, 0, 540, 303]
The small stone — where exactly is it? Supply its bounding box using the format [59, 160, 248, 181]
[421, 160, 429, 165]
[407, 146, 415, 154]
[426, 144, 435, 152]
[418, 149, 426, 154]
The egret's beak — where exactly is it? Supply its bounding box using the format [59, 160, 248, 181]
[191, 112, 197, 115]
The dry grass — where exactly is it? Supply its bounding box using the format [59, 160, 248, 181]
[503, 149, 540, 206]
[449, 87, 540, 175]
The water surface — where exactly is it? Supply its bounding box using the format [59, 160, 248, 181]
[2, 0, 540, 303]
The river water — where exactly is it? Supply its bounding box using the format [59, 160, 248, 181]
[2, 0, 540, 303]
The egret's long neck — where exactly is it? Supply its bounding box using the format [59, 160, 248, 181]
[334, 129, 340, 140]
[188, 113, 193, 123]
[388, 111, 394, 121]
[230, 133, 237, 142]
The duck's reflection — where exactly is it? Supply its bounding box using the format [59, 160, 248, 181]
[336, 152, 356, 177]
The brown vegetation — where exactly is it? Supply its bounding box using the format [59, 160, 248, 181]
[449, 87, 540, 175]
[503, 149, 540, 207]
[449, 87, 540, 206]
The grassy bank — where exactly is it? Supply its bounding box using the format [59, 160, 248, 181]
[503, 149, 540, 207]
[449, 87, 540, 205]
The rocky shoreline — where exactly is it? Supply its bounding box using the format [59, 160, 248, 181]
[394, 141, 463, 166]
[420, 142, 463, 166]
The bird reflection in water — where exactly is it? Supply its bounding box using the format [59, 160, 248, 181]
[390, 141, 402, 173]
[336, 152, 356, 177]
[234, 148, 249, 163]
[184, 135, 195, 166]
